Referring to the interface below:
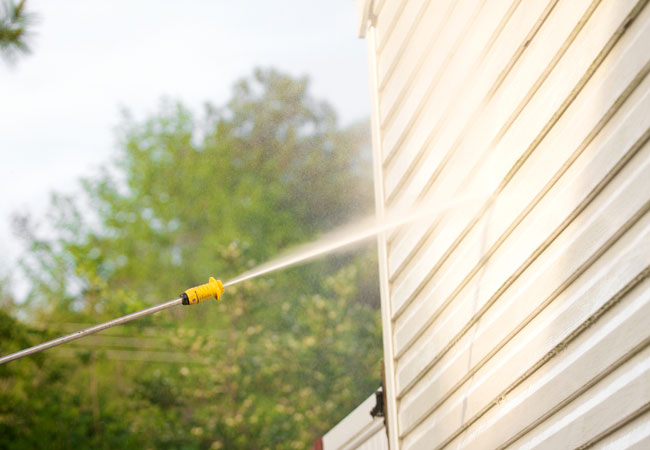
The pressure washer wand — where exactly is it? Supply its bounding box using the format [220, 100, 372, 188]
[0, 277, 225, 365]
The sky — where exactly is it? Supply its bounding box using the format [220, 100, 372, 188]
[0, 0, 370, 295]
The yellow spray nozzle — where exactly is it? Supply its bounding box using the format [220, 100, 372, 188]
[181, 277, 225, 305]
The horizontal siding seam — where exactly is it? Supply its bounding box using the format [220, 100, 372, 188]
[438, 265, 650, 450]
[388, 0, 646, 321]
[396, 126, 650, 397]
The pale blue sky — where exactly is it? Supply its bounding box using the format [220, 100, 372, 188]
[0, 0, 370, 293]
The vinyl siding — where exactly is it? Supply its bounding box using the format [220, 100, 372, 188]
[360, 0, 650, 448]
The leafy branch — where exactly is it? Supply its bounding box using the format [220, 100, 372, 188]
[0, 0, 36, 64]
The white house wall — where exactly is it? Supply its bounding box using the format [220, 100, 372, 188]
[359, 0, 650, 448]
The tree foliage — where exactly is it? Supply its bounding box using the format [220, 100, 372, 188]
[2, 69, 382, 449]
[0, 0, 35, 64]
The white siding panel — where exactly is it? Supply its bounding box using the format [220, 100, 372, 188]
[392, 17, 650, 358]
[386, 0, 642, 287]
[357, 0, 650, 448]
[388, 0, 648, 325]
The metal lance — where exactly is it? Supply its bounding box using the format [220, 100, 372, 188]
[0, 278, 225, 365]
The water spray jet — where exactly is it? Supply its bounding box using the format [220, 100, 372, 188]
[0, 192, 485, 365]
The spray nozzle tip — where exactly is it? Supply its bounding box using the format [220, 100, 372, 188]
[182, 277, 225, 305]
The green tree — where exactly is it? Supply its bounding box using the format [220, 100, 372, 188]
[3, 69, 381, 449]
[0, 0, 35, 64]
